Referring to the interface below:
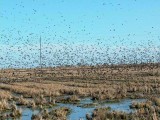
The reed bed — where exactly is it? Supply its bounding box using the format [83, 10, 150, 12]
[0, 64, 160, 119]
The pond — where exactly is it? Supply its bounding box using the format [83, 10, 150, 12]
[20, 98, 146, 120]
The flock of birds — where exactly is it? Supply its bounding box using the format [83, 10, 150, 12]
[0, 38, 159, 69]
[0, 0, 160, 69]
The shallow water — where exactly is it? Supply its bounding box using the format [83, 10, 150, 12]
[66, 98, 146, 120]
[60, 102, 94, 120]
[102, 99, 146, 113]
[19, 98, 146, 120]
[21, 108, 39, 120]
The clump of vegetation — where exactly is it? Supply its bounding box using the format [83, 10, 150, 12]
[31, 114, 42, 120]
[50, 107, 71, 119]
[130, 100, 152, 109]
[90, 99, 160, 120]
[48, 96, 56, 104]
[56, 95, 80, 104]
[78, 103, 99, 108]
[10, 103, 22, 118]
[10, 109, 22, 118]
[30, 100, 36, 108]
[34, 95, 47, 105]
[30, 94, 57, 109]
[153, 97, 160, 107]
[0, 100, 10, 111]
[90, 107, 156, 120]
[0, 90, 12, 100]
[16, 95, 29, 106]
[0, 102, 22, 119]
[32, 107, 71, 120]
[91, 107, 130, 120]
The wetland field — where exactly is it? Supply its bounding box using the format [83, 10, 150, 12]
[0, 63, 160, 120]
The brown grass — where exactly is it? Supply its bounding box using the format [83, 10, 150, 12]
[0, 64, 160, 119]
[0, 90, 12, 100]
[32, 107, 70, 120]
[0, 100, 9, 111]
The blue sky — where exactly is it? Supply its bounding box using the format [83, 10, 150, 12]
[0, 0, 160, 68]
